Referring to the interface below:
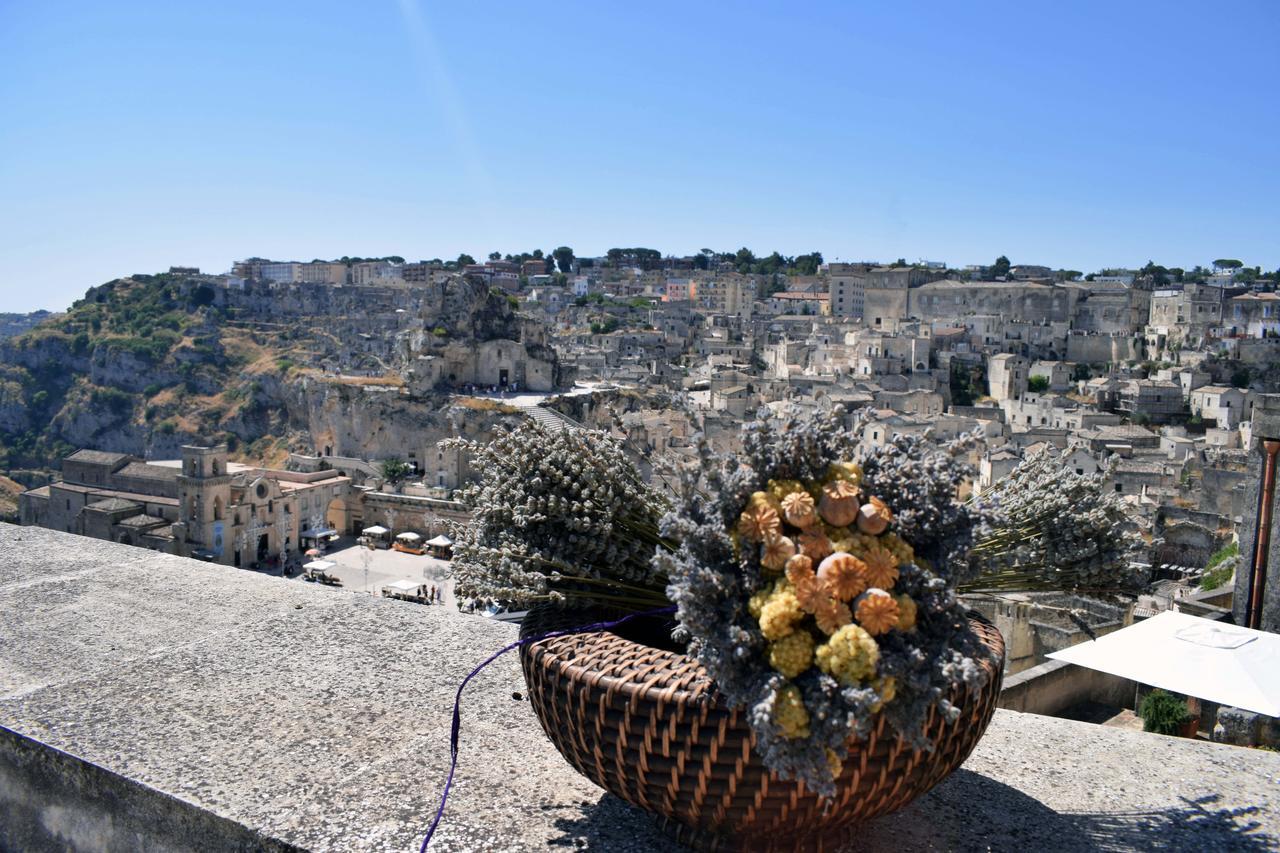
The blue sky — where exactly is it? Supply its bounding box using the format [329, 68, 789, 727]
[1, 1, 1277, 312]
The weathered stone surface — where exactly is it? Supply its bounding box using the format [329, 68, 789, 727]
[2, 523, 1279, 852]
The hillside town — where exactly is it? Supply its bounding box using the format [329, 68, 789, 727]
[11, 252, 1279, 649]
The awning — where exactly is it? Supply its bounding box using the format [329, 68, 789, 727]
[1048, 610, 1280, 717]
[396, 532, 422, 542]
[425, 534, 453, 547]
[362, 525, 389, 536]
[386, 579, 420, 592]
[304, 560, 336, 571]
[301, 527, 338, 539]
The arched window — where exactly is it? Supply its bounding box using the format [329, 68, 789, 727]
[213, 496, 223, 521]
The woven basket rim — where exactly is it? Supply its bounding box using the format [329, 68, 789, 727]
[525, 617, 716, 703]
[522, 606, 997, 711]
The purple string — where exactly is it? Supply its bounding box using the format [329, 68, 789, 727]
[419, 604, 678, 851]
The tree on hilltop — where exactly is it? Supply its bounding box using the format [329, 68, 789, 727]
[991, 256, 1011, 278]
[553, 246, 575, 274]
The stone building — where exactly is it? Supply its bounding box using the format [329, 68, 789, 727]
[407, 339, 557, 393]
[20, 446, 351, 568]
[910, 280, 1076, 326]
[987, 353, 1029, 402]
[1225, 292, 1280, 339]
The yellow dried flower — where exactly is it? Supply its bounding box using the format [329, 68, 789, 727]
[759, 587, 804, 640]
[818, 479, 861, 527]
[855, 588, 900, 636]
[856, 496, 894, 535]
[774, 684, 810, 739]
[781, 490, 819, 529]
[760, 534, 796, 572]
[880, 531, 915, 564]
[862, 544, 900, 590]
[767, 479, 807, 504]
[768, 629, 815, 678]
[815, 624, 880, 685]
[826, 461, 863, 488]
[816, 552, 869, 601]
[869, 676, 898, 713]
[797, 529, 834, 561]
[748, 584, 774, 619]
[826, 749, 844, 779]
[813, 596, 853, 635]
[738, 503, 781, 543]
[895, 594, 918, 631]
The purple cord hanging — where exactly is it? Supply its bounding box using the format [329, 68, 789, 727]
[419, 604, 677, 851]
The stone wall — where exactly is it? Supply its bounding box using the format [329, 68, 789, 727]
[999, 659, 1136, 716]
[0, 726, 298, 853]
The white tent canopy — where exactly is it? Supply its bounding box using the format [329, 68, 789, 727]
[426, 534, 453, 547]
[362, 525, 389, 536]
[386, 579, 420, 592]
[396, 531, 422, 542]
[303, 560, 336, 571]
[1048, 610, 1280, 717]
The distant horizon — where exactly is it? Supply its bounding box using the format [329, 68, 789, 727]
[7, 246, 1274, 315]
[3, 0, 1277, 313]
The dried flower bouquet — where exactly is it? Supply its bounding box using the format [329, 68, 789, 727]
[450, 408, 1145, 795]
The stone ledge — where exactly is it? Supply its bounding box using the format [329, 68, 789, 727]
[2, 523, 1278, 852]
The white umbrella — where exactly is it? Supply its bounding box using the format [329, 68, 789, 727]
[362, 525, 389, 536]
[396, 531, 422, 542]
[303, 560, 336, 571]
[1048, 610, 1280, 717]
[426, 534, 453, 547]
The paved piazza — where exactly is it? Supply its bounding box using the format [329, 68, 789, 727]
[308, 536, 455, 607]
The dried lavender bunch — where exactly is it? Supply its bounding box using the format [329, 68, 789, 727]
[446, 421, 671, 610]
[967, 447, 1148, 593]
[856, 423, 998, 581]
[659, 406, 994, 796]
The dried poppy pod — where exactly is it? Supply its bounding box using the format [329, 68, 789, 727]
[816, 551, 869, 601]
[738, 503, 781, 542]
[855, 588, 900, 636]
[784, 553, 814, 584]
[797, 529, 833, 561]
[781, 490, 819, 529]
[760, 534, 796, 572]
[818, 480, 860, 527]
[856, 496, 894, 535]
[862, 544, 900, 589]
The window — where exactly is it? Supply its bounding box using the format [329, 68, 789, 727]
[1076, 468, 1084, 475]
[1115, 483, 1122, 492]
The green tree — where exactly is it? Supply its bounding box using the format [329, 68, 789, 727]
[488, 251, 502, 261]
[991, 255, 1011, 278]
[1027, 375, 1050, 393]
[1213, 259, 1243, 270]
[553, 246, 575, 274]
[792, 252, 824, 275]
[1231, 368, 1251, 389]
[1138, 689, 1190, 736]
[456, 253, 476, 267]
[379, 458, 413, 484]
[734, 247, 757, 273]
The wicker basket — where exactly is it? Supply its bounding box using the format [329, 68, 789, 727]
[519, 606, 1005, 852]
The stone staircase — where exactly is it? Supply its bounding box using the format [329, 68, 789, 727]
[524, 405, 583, 432]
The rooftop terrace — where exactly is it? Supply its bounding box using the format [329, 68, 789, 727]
[2, 523, 1278, 851]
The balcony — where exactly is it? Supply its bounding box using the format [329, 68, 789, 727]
[2, 523, 1278, 851]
